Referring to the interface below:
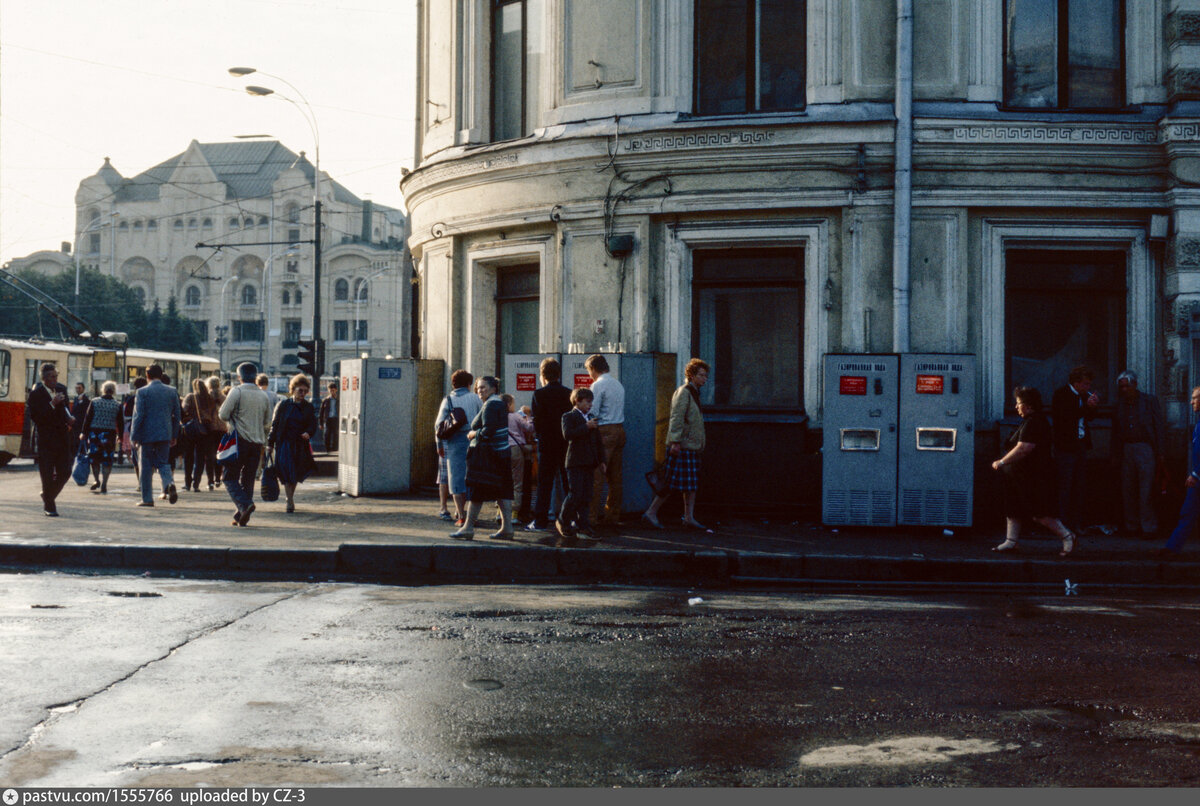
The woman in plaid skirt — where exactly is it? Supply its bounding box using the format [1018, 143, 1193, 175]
[642, 358, 710, 531]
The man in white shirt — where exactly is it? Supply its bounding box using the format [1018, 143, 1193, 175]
[586, 354, 626, 528]
[220, 363, 273, 526]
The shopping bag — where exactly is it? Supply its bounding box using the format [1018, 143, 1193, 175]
[216, 429, 240, 466]
[645, 457, 671, 497]
[71, 448, 91, 486]
[260, 456, 280, 502]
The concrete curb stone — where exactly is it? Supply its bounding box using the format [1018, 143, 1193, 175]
[228, 548, 339, 573]
[0, 543, 125, 568]
[123, 546, 230, 571]
[432, 544, 560, 579]
[338, 544, 434, 577]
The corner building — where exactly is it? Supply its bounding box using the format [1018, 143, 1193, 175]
[404, 0, 1199, 517]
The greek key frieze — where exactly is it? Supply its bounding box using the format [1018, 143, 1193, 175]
[949, 126, 1158, 145]
[623, 130, 776, 152]
[429, 153, 521, 181]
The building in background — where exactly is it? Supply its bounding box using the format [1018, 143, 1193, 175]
[403, 0, 1194, 519]
[73, 140, 411, 376]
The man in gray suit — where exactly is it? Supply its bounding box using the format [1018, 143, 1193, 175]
[131, 363, 181, 507]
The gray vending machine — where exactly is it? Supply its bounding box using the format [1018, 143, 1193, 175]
[561, 352, 676, 514]
[338, 358, 423, 496]
[822, 354, 899, 526]
[897, 353, 975, 526]
[503, 353, 560, 411]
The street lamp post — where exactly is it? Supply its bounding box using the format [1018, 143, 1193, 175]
[258, 247, 299, 371]
[230, 66, 323, 377]
[219, 274, 239, 373]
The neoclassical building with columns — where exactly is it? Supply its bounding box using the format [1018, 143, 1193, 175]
[403, 0, 1200, 515]
[74, 140, 410, 376]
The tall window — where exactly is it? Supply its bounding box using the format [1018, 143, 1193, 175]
[283, 319, 301, 348]
[1005, 250, 1126, 409]
[354, 320, 368, 342]
[1005, 0, 1124, 109]
[492, 0, 544, 141]
[496, 264, 540, 373]
[233, 320, 263, 343]
[184, 286, 202, 307]
[334, 320, 349, 342]
[694, 0, 806, 116]
[692, 248, 803, 409]
[334, 278, 350, 301]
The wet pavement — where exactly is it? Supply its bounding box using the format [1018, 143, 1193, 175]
[0, 459, 1195, 589]
[3, 574, 1200, 787]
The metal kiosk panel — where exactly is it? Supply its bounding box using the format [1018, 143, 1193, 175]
[898, 353, 975, 526]
[561, 352, 675, 514]
[338, 358, 424, 496]
[822, 354, 899, 526]
[503, 353, 560, 411]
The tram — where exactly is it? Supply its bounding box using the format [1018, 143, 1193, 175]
[0, 338, 219, 465]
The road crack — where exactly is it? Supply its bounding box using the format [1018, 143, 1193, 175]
[0, 586, 315, 766]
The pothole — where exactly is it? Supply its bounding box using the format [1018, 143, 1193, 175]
[463, 679, 504, 692]
[108, 592, 163, 598]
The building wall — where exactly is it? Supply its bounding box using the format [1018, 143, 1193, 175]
[405, 0, 1198, 514]
[73, 145, 409, 376]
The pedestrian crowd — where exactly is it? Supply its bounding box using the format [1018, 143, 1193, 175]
[27, 360, 332, 528]
[434, 354, 711, 547]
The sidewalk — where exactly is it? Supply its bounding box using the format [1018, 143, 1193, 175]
[1, 459, 1195, 590]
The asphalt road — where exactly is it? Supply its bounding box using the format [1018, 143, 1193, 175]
[2, 571, 1199, 787]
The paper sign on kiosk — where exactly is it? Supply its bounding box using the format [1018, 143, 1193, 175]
[915, 374, 944, 394]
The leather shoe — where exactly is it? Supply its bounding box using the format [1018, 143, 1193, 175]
[137, 501, 154, 508]
[167, 484, 178, 504]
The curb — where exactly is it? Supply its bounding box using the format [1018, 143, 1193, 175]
[0, 542, 1197, 590]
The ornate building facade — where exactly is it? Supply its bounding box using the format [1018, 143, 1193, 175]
[74, 140, 410, 375]
[404, 0, 1199, 513]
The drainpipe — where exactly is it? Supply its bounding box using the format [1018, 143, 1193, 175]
[892, 0, 914, 353]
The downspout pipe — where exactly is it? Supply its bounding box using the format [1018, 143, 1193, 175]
[892, 0, 914, 353]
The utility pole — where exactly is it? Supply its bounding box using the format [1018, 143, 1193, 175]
[313, 200, 323, 377]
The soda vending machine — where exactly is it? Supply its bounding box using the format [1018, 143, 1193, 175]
[338, 357, 444, 496]
[561, 352, 676, 513]
[897, 353, 975, 526]
[502, 353, 560, 411]
[822, 354, 899, 526]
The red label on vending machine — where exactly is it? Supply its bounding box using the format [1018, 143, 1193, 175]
[516, 373, 536, 391]
[839, 376, 867, 395]
[915, 374, 944, 394]
[574, 373, 593, 389]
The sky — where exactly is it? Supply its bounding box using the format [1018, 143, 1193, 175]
[0, 0, 417, 266]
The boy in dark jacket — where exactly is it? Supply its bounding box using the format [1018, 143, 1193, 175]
[558, 387, 606, 545]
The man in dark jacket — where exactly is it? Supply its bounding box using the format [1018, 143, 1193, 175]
[557, 387, 606, 545]
[528, 357, 573, 531]
[318, 381, 339, 453]
[27, 363, 74, 516]
[1051, 365, 1099, 533]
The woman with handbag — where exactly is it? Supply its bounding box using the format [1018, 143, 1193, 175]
[642, 358, 711, 532]
[435, 369, 482, 527]
[183, 379, 219, 491]
[450, 375, 514, 540]
[79, 381, 123, 494]
[267, 374, 318, 513]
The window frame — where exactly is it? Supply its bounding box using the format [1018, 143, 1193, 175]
[690, 246, 805, 414]
[1002, 0, 1127, 112]
[693, 0, 807, 117]
[490, 0, 529, 142]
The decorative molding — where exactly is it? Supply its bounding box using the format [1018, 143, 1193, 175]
[623, 130, 776, 152]
[1173, 236, 1200, 268]
[1167, 11, 1200, 45]
[1168, 68, 1200, 102]
[920, 124, 1159, 145]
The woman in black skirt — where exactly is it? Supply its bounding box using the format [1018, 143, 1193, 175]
[991, 386, 1076, 557]
[449, 375, 514, 540]
[267, 374, 318, 513]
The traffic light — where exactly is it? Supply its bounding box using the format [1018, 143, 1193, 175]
[297, 338, 320, 378]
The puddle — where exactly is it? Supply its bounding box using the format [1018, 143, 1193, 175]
[799, 736, 1016, 767]
[463, 679, 504, 692]
[1111, 722, 1200, 743]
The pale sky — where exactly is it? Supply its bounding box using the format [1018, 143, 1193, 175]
[0, 0, 417, 266]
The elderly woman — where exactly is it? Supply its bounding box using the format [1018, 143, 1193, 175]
[642, 358, 711, 532]
[436, 369, 483, 526]
[992, 386, 1076, 557]
[268, 374, 319, 513]
[80, 381, 124, 494]
[450, 375, 514, 540]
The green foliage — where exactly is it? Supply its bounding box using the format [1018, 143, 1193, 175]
[0, 265, 202, 354]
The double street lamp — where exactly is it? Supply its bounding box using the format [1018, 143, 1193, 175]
[229, 66, 324, 378]
[258, 246, 301, 371]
